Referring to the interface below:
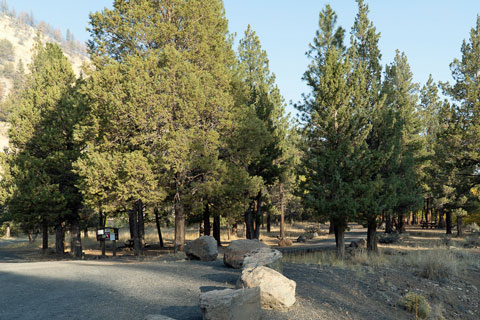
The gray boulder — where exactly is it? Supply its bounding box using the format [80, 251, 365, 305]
[223, 239, 269, 269]
[242, 247, 283, 273]
[237, 266, 296, 311]
[199, 287, 261, 320]
[185, 236, 218, 261]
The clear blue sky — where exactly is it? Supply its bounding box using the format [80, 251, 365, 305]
[8, 0, 480, 113]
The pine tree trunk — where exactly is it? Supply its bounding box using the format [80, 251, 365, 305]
[132, 204, 141, 256]
[280, 183, 285, 238]
[244, 203, 254, 239]
[42, 219, 48, 252]
[457, 216, 464, 237]
[174, 195, 185, 252]
[446, 211, 452, 235]
[266, 211, 271, 233]
[99, 210, 106, 257]
[203, 202, 211, 236]
[367, 218, 378, 253]
[83, 227, 88, 238]
[397, 213, 406, 233]
[71, 218, 82, 259]
[154, 208, 164, 247]
[334, 221, 346, 259]
[385, 213, 393, 233]
[55, 223, 64, 256]
[213, 213, 221, 246]
[128, 210, 135, 240]
[254, 192, 262, 239]
[438, 211, 445, 228]
[329, 219, 335, 234]
[138, 199, 145, 249]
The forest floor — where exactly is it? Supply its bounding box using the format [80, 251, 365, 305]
[0, 225, 479, 319]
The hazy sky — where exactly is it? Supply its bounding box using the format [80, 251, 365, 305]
[8, 0, 480, 113]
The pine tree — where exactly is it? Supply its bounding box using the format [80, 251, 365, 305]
[82, 0, 235, 251]
[350, 0, 391, 252]
[237, 25, 287, 239]
[1, 40, 84, 256]
[437, 16, 480, 233]
[297, 5, 372, 258]
[382, 50, 423, 231]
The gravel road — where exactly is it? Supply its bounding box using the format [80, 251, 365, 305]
[0, 257, 242, 320]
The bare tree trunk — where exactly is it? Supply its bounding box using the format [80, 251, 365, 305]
[55, 223, 65, 256]
[367, 218, 378, 253]
[266, 211, 271, 233]
[132, 204, 141, 256]
[254, 192, 262, 239]
[83, 227, 88, 238]
[329, 218, 335, 234]
[42, 219, 48, 252]
[138, 199, 145, 249]
[174, 195, 185, 252]
[203, 202, 211, 236]
[438, 210, 445, 228]
[128, 210, 135, 240]
[280, 183, 285, 238]
[154, 208, 164, 248]
[334, 220, 346, 259]
[99, 210, 106, 257]
[70, 218, 82, 259]
[397, 213, 406, 233]
[245, 202, 254, 239]
[385, 213, 393, 233]
[446, 211, 452, 235]
[213, 213, 221, 246]
[457, 216, 464, 237]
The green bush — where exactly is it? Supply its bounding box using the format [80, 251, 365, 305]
[401, 292, 431, 319]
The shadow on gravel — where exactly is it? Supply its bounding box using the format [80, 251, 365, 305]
[199, 285, 229, 292]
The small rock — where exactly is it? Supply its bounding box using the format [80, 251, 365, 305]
[296, 235, 306, 243]
[304, 232, 318, 240]
[199, 287, 261, 320]
[237, 266, 296, 311]
[184, 236, 218, 261]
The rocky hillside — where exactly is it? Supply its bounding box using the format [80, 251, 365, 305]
[0, 11, 88, 150]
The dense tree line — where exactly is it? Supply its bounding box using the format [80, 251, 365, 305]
[1, 0, 479, 259]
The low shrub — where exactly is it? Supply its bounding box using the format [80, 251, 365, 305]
[401, 292, 431, 319]
[398, 250, 458, 281]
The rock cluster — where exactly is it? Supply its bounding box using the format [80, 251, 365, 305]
[196, 237, 297, 319]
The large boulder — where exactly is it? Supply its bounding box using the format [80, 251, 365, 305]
[199, 287, 261, 320]
[223, 239, 269, 269]
[236, 266, 296, 311]
[242, 247, 283, 273]
[185, 236, 218, 261]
